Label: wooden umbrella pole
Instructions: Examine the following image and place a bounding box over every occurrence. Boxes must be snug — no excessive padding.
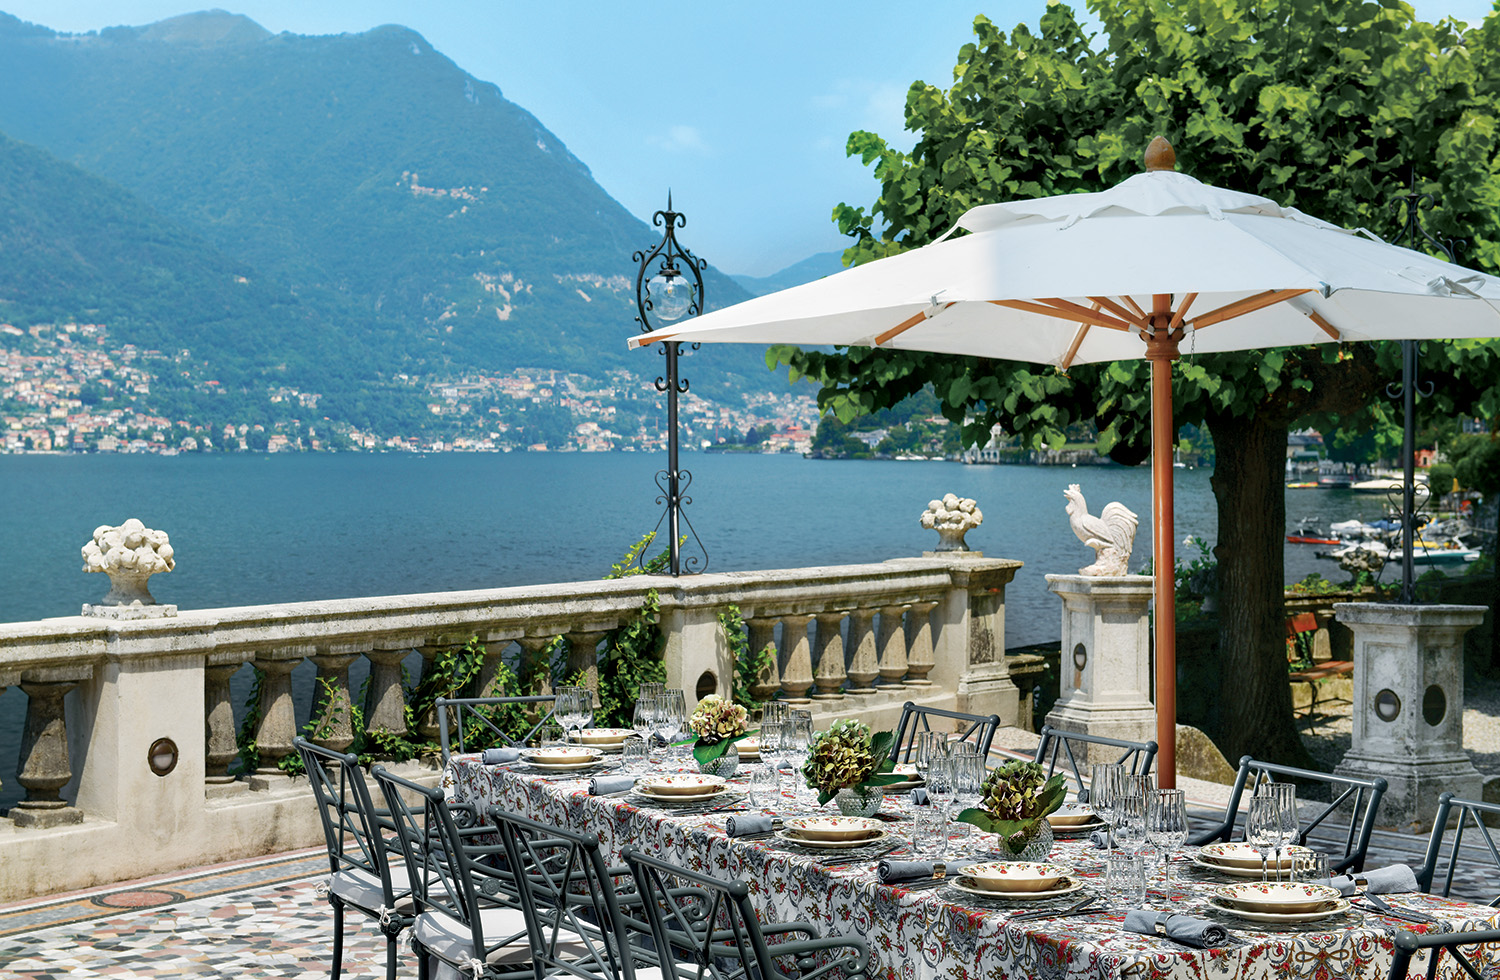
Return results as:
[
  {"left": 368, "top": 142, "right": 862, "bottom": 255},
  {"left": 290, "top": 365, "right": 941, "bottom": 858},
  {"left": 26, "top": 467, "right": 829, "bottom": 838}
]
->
[{"left": 1146, "top": 293, "right": 1180, "bottom": 789}]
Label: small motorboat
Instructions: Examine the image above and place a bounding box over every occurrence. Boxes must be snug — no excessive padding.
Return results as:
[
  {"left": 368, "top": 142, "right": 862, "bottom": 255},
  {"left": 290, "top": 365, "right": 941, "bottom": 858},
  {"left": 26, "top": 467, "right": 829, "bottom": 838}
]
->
[{"left": 1286, "top": 517, "right": 1339, "bottom": 545}]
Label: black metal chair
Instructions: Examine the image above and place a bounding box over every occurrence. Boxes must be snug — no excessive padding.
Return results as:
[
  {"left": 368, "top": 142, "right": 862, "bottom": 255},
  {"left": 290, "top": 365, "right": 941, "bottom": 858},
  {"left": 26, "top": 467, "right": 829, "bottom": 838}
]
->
[
  {"left": 295, "top": 736, "right": 412, "bottom": 980},
  {"left": 436, "top": 695, "right": 559, "bottom": 763},
  {"left": 372, "top": 766, "right": 536, "bottom": 980},
  {"left": 1388, "top": 926, "right": 1500, "bottom": 980},
  {"left": 489, "top": 808, "right": 657, "bottom": 980},
  {"left": 888, "top": 702, "right": 1000, "bottom": 763},
  {"left": 621, "top": 845, "right": 869, "bottom": 980},
  {"left": 1032, "top": 726, "right": 1158, "bottom": 800},
  {"left": 1416, "top": 793, "right": 1500, "bottom": 905},
  {"left": 1186, "top": 755, "right": 1387, "bottom": 874}
]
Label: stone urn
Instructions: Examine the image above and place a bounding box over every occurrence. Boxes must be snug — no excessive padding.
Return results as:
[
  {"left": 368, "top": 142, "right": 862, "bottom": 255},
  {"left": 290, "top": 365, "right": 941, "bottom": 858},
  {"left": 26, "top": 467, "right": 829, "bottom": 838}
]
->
[
  {"left": 920, "top": 493, "right": 983, "bottom": 552},
  {"left": 81, "top": 518, "right": 175, "bottom": 607}
]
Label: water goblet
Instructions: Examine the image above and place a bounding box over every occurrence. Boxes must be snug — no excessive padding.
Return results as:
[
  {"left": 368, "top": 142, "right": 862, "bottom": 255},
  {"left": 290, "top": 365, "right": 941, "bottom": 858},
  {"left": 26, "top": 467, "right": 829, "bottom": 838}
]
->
[
  {"left": 1113, "top": 792, "right": 1147, "bottom": 858},
  {"left": 914, "top": 731, "right": 947, "bottom": 781},
  {"left": 748, "top": 765, "right": 779, "bottom": 808},
  {"left": 948, "top": 754, "right": 986, "bottom": 853},
  {"left": 621, "top": 734, "right": 649, "bottom": 774},
  {"left": 1246, "top": 796, "right": 1280, "bottom": 884},
  {"left": 785, "top": 711, "right": 814, "bottom": 804},
  {"left": 1105, "top": 851, "right": 1146, "bottom": 906},
  {"left": 759, "top": 719, "right": 784, "bottom": 797},
  {"left": 1145, "top": 789, "right": 1188, "bottom": 888},
  {"left": 1255, "top": 782, "right": 1299, "bottom": 883},
  {"left": 1089, "top": 763, "right": 1124, "bottom": 848}
]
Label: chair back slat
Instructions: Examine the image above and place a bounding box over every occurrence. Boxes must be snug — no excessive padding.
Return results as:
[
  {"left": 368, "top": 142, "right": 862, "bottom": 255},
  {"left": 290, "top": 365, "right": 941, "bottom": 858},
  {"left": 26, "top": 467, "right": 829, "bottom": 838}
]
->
[
  {"left": 295, "top": 737, "right": 391, "bottom": 888},
  {"left": 1033, "top": 727, "right": 1158, "bottom": 798},
  {"left": 1417, "top": 793, "right": 1500, "bottom": 904},
  {"left": 1389, "top": 926, "right": 1500, "bottom": 980},
  {"left": 889, "top": 702, "right": 1000, "bottom": 763},
  {"left": 436, "top": 695, "right": 559, "bottom": 762}
]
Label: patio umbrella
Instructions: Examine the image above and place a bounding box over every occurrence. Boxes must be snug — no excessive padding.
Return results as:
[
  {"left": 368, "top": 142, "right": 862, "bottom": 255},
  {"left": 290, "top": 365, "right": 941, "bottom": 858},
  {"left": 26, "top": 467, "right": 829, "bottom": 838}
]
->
[{"left": 627, "top": 138, "right": 1500, "bottom": 786}]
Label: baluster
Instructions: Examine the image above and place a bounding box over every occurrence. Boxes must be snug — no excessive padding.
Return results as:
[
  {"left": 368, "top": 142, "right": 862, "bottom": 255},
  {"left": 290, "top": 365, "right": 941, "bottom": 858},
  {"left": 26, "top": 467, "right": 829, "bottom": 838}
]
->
[
  {"left": 777, "top": 614, "right": 814, "bottom": 703},
  {"left": 845, "top": 607, "right": 879, "bottom": 693},
  {"left": 364, "top": 641, "right": 412, "bottom": 739},
  {"left": 812, "top": 611, "right": 848, "bottom": 700},
  {"left": 251, "top": 652, "right": 301, "bottom": 782},
  {"left": 413, "top": 645, "right": 443, "bottom": 742},
  {"left": 745, "top": 616, "right": 780, "bottom": 703},
  {"left": 477, "top": 628, "right": 523, "bottom": 697},
  {"left": 877, "top": 605, "right": 910, "bottom": 686},
  {"left": 12, "top": 676, "right": 85, "bottom": 827},
  {"left": 904, "top": 601, "right": 939, "bottom": 686},
  {"left": 308, "top": 646, "right": 359, "bottom": 753},
  {"left": 204, "top": 660, "right": 243, "bottom": 784},
  {"left": 515, "top": 634, "right": 558, "bottom": 696},
  {"left": 565, "top": 627, "right": 610, "bottom": 698}
]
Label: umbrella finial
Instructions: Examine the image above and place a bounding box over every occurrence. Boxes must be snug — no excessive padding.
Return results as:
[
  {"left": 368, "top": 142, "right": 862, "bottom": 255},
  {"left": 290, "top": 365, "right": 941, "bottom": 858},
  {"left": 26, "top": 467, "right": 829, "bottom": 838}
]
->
[{"left": 1145, "top": 137, "right": 1176, "bottom": 172}]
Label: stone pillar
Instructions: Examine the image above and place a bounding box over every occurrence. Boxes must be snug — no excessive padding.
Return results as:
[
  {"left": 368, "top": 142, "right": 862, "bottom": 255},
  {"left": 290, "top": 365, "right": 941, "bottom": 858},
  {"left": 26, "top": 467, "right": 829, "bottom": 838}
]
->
[
  {"left": 937, "top": 558, "right": 1024, "bottom": 724},
  {"left": 903, "top": 601, "right": 939, "bottom": 686},
  {"left": 659, "top": 604, "right": 730, "bottom": 706},
  {"left": 515, "top": 634, "right": 560, "bottom": 696},
  {"left": 812, "top": 611, "right": 847, "bottom": 700},
  {"left": 364, "top": 643, "right": 411, "bottom": 738},
  {"left": 1333, "top": 603, "right": 1488, "bottom": 832},
  {"left": 477, "top": 628, "right": 524, "bottom": 696},
  {"left": 12, "top": 675, "right": 87, "bottom": 827},
  {"left": 566, "top": 627, "right": 611, "bottom": 696},
  {"left": 744, "top": 616, "right": 780, "bottom": 703},
  {"left": 308, "top": 648, "right": 359, "bottom": 753},
  {"left": 250, "top": 652, "right": 301, "bottom": 786},
  {"left": 204, "top": 660, "right": 244, "bottom": 786},
  {"left": 777, "top": 614, "right": 815, "bottom": 703},
  {"left": 1043, "top": 575, "right": 1156, "bottom": 759},
  {"left": 845, "top": 608, "right": 879, "bottom": 693},
  {"left": 877, "top": 605, "right": 909, "bottom": 686}
]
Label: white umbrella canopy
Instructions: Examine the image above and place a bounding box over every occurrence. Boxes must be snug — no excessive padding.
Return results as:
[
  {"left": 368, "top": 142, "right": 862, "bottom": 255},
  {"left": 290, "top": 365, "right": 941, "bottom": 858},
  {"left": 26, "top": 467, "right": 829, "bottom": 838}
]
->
[{"left": 629, "top": 140, "right": 1500, "bottom": 786}]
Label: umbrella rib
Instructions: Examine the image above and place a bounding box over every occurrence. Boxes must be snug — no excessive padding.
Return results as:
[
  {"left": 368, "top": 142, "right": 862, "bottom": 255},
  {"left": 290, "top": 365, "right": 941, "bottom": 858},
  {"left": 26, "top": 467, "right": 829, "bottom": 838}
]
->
[
  {"left": 874, "top": 303, "right": 954, "bottom": 346},
  {"left": 1169, "top": 293, "right": 1198, "bottom": 332},
  {"left": 1190, "top": 289, "right": 1311, "bottom": 329},
  {"left": 1120, "top": 296, "right": 1149, "bottom": 320},
  {"left": 1305, "top": 311, "right": 1341, "bottom": 340},
  {"left": 990, "top": 299, "right": 1133, "bottom": 332},
  {"left": 1059, "top": 303, "right": 1100, "bottom": 371},
  {"left": 1086, "top": 296, "right": 1151, "bottom": 330}
]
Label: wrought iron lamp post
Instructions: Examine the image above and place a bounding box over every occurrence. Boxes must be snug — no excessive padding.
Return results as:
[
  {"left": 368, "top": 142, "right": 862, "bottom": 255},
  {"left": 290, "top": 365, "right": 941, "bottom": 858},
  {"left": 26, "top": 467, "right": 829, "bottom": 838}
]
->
[
  {"left": 633, "top": 193, "right": 706, "bottom": 576},
  {"left": 1390, "top": 175, "right": 1461, "bottom": 603}
]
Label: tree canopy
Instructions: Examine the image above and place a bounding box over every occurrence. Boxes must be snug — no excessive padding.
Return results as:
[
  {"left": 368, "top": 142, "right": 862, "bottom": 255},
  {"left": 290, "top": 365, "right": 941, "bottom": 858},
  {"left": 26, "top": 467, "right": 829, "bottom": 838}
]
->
[{"left": 775, "top": 0, "right": 1500, "bottom": 765}]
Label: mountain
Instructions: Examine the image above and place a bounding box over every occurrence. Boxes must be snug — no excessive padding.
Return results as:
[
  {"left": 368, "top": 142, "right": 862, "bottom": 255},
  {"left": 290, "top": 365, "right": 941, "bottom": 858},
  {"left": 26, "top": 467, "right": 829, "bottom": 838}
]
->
[
  {"left": 0, "top": 10, "right": 766, "bottom": 400},
  {"left": 731, "top": 252, "right": 846, "bottom": 297}
]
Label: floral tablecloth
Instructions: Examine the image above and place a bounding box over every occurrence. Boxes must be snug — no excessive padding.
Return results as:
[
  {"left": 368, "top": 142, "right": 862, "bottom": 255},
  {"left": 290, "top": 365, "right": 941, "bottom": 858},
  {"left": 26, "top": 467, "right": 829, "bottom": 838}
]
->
[{"left": 443, "top": 756, "right": 1500, "bottom": 980}]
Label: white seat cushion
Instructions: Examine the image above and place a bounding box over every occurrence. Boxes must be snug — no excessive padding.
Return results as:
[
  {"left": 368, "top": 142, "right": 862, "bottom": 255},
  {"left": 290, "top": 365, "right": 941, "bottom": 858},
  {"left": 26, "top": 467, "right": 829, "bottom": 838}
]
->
[
  {"left": 414, "top": 905, "right": 535, "bottom": 967},
  {"left": 330, "top": 865, "right": 417, "bottom": 915}
]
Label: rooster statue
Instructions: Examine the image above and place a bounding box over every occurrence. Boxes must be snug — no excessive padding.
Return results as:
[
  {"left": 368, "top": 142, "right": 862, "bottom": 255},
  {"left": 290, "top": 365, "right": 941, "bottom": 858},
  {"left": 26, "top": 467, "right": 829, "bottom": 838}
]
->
[{"left": 1064, "top": 484, "right": 1139, "bottom": 576}]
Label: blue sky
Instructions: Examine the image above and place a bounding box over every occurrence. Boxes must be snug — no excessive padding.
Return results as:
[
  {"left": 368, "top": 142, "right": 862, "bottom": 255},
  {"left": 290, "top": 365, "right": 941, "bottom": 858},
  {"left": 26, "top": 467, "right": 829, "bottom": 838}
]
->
[{"left": 2, "top": 1, "right": 1494, "bottom": 276}]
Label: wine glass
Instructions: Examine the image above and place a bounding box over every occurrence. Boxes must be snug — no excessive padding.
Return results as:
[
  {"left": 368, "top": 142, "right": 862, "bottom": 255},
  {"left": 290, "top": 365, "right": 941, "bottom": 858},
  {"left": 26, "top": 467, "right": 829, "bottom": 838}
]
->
[
  {"left": 648, "top": 696, "right": 673, "bottom": 763},
  {"left": 1246, "top": 796, "right": 1280, "bottom": 884},
  {"left": 924, "top": 756, "right": 955, "bottom": 858},
  {"left": 785, "top": 711, "right": 814, "bottom": 804},
  {"left": 575, "top": 687, "right": 594, "bottom": 732},
  {"left": 663, "top": 690, "right": 688, "bottom": 761},
  {"left": 759, "top": 719, "right": 784, "bottom": 798},
  {"left": 1088, "top": 763, "right": 1124, "bottom": 847},
  {"left": 1146, "top": 788, "right": 1188, "bottom": 887},
  {"left": 1256, "top": 783, "right": 1298, "bottom": 883},
  {"left": 1113, "top": 791, "right": 1147, "bottom": 858},
  {"left": 631, "top": 696, "right": 654, "bottom": 746},
  {"left": 949, "top": 753, "right": 986, "bottom": 854}
]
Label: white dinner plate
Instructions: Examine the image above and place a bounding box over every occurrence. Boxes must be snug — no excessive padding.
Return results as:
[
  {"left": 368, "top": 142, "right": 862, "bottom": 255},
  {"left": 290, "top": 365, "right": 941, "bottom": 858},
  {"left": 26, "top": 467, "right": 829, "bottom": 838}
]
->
[
  {"left": 951, "top": 876, "right": 1086, "bottom": 901},
  {"left": 631, "top": 784, "right": 734, "bottom": 804},
  {"left": 773, "top": 828, "right": 890, "bottom": 850},
  {"left": 524, "top": 758, "right": 610, "bottom": 772},
  {"left": 1049, "top": 817, "right": 1107, "bottom": 836},
  {"left": 1205, "top": 896, "right": 1351, "bottom": 923},
  {"left": 1192, "top": 856, "right": 1305, "bottom": 879}
]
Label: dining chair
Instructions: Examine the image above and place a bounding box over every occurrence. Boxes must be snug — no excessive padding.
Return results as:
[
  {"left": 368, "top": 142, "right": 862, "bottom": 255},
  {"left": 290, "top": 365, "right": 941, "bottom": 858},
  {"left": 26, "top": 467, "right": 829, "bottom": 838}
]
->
[
  {"left": 620, "top": 845, "right": 870, "bottom": 980},
  {"left": 488, "top": 807, "right": 658, "bottom": 980},
  {"left": 372, "top": 765, "right": 537, "bottom": 980},
  {"left": 1186, "top": 755, "right": 1387, "bottom": 874},
  {"left": 1388, "top": 926, "right": 1500, "bottom": 980},
  {"left": 1415, "top": 792, "right": 1500, "bottom": 905},
  {"left": 1032, "top": 726, "right": 1158, "bottom": 800},
  {"left": 436, "top": 695, "right": 560, "bottom": 763},
  {"left": 295, "top": 736, "right": 413, "bottom": 980},
  {"left": 889, "top": 703, "right": 1000, "bottom": 764}
]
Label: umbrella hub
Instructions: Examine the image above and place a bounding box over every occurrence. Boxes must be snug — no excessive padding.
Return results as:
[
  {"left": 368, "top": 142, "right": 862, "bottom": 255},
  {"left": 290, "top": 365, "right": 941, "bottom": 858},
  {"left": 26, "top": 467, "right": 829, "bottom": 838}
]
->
[{"left": 1145, "top": 136, "right": 1176, "bottom": 173}]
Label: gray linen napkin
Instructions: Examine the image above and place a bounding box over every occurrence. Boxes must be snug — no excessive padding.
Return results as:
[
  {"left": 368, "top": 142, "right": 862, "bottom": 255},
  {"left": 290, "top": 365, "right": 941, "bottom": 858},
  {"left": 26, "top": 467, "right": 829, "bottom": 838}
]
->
[
  {"left": 909, "top": 788, "right": 930, "bottom": 806},
  {"left": 878, "top": 860, "right": 938, "bottom": 884},
  {"left": 1088, "top": 830, "right": 1109, "bottom": 849},
  {"left": 726, "top": 814, "right": 774, "bottom": 837},
  {"left": 1331, "top": 864, "right": 1419, "bottom": 896},
  {"left": 1123, "top": 910, "right": 1228, "bottom": 948},
  {"left": 482, "top": 747, "right": 521, "bottom": 765},
  {"left": 589, "top": 774, "right": 635, "bottom": 795}
]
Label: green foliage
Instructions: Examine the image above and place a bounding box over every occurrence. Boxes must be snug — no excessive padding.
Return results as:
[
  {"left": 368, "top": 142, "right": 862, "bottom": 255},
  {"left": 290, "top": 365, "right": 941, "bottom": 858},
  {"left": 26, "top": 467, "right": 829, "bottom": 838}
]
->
[
  {"left": 800, "top": 720, "right": 903, "bottom": 805},
  {"left": 1286, "top": 573, "right": 1345, "bottom": 596},
  {"left": 1452, "top": 435, "right": 1500, "bottom": 494},
  {"left": 594, "top": 533, "right": 672, "bottom": 728},
  {"left": 956, "top": 761, "right": 1068, "bottom": 855},
  {"left": 232, "top": 666, "right": 266, "bottom": 777}
]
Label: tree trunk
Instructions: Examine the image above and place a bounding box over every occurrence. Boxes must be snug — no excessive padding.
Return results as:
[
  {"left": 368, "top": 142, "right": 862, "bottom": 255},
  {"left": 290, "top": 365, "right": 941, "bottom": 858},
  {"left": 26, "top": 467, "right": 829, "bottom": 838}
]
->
[{"left": 1205, "top": 411, "right": 1316, "bottom": 768}]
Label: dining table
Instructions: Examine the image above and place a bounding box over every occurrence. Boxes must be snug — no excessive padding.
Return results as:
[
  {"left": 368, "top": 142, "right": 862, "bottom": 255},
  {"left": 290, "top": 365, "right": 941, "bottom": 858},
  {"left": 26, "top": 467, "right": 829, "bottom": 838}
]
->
[{"left": 442, "top": 752, "right": 1500, "bottom": 980}]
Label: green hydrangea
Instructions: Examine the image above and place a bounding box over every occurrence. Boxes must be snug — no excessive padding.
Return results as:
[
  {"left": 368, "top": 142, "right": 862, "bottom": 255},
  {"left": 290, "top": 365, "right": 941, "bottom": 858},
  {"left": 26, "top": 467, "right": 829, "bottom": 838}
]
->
[
  {"left": 800, "top": 719, "right": 900, "bottom": 805},
  {"left": 957, "top": 760, "right": 1068, "bottom": 856}
]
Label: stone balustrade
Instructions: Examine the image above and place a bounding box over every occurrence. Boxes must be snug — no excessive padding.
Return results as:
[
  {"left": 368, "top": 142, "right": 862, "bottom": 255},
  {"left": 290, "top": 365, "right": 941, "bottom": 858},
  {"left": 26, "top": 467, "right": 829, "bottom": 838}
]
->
[{"left": 0, "top": 554, "right": 1020, "bottom": 901}]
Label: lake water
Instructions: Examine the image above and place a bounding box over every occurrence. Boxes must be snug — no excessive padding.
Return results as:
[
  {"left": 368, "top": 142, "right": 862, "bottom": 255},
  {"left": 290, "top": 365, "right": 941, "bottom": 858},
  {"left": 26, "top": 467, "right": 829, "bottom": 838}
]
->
[{"left": 0, "top": 451, "right": 1398, "bottom": 809}]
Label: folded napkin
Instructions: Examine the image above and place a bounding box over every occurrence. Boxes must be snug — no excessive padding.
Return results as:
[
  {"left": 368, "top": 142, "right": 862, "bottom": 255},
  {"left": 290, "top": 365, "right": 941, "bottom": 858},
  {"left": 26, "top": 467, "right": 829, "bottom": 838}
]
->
[
  {"left": 1331, "top": 864, "right": 1419, "bottom": 896},
  {"left": 726, "top": 814, "right": 775, "bottom": 837},
  {"left": 589, "top": 774, "right": 635, "bottom": 796},
  {"left": 1077, "top": 788, "right": 1090, "bottom": 804},
  {"left": 909, "top": 788, "right": 930, "bottom": 806},
  {"left": 878, "top": 860, "right": 939, "bottom": 884},
  {"left": 1088, "top": 830, "right": 1110, "bottom": 849},
  {"left": 1123, "top": 910, "right": 1229, "bottom": 949},
  {"left": 482, "top": 747, "right": 521, "bottom": 765}
]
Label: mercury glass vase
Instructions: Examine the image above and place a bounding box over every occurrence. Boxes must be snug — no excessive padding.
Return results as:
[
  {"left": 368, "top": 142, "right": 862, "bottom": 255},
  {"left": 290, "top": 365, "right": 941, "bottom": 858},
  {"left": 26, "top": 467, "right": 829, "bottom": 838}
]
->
[
  {"left": 698, "top": 742, "right": 739, "bottom": 778},
  {"left": 835, "top": 786, "right": 882, "bottom": 817}
]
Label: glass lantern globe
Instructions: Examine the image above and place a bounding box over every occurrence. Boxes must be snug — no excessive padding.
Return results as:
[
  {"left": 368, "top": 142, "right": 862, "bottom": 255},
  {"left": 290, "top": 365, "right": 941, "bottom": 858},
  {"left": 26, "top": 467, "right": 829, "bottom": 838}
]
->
[{"left": 648, "top": 273, "right": 694, "bottom": 322}]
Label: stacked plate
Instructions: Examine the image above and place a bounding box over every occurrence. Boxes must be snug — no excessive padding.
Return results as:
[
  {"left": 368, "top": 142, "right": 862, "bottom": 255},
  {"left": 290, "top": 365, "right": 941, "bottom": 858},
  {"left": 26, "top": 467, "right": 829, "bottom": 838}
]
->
[
  {"left": 1207, "top": 882, "right": 1349, "bottom": 922},
  {"left": 632, "top": 774, "right": 732, "bottom": 804},
  {"left": 574, "top": 728, "right": 634, "bottom": 752},
  {"left": 737, "top": 737, "right": 760, "bottom": 762},
  {"left": 519, "top": 746, "right": 606, "bottom": 771},
  {"left": 951, "top": 861, "right": 1083, "bottom": 900},
  {"left": 1194, "top": 843, "right": 1313, "bottom": 878},
  {"left": 1045, "top": 804, "right": 1104, "bottom": 836},
  {"left": 774, "top": 816, "right": 889, "bottom": 850},
  {"left": 882, "top": 764, "right": 924, "bottom": 793}
]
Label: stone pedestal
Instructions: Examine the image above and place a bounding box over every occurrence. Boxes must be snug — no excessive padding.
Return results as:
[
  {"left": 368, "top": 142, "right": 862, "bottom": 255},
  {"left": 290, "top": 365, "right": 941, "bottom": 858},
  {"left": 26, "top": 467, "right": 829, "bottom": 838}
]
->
[
  {"left": 1333, "top": 603, "right": 1487, "bottom": 832},
  {"left": 1043, "top": 575, "right": 1156, "bottom": 759}
]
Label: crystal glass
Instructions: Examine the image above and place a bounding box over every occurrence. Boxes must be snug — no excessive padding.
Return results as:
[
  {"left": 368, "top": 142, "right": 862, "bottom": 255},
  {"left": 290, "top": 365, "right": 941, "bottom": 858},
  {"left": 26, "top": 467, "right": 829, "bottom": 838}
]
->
[
  {"left": 1246, "top": 796, "right": 1281, "bottom": 883},
  {"left": 758, "top": 720, "right": 784, "bottom": 797},
  {"left": 748, "top": 765, "right": 779, "bottom": 808},
  {"left": 1089, "top": 763, "right": 1124, "bottom": 848},
  {"left": 631, "top": 697, "right": 654, "bottom": 749},
  {"left": 1255, "top": 782, "right": 1299, "bottom": 884},
  {"left": 648, "top": 696, "right": 673, "bottom": 762},
  {"left": 576, "top": 687, "right": 594, "bottom": 731},
  {"left": 926, "top": 756, "right": 956, "bottom": 845},
  {"left": 948, "top": 753, "right": 986, "bottom": 852},
  {"left": 1105, "top": 851, "right": 1147, "bottom": 906},
  {"left": 914, "top": 731, "right": 947, "bottom": 781},
  {"left": 1294, "top": 850, "right": 1330, "bottom": 885},
  {"left": 785, "top": 711, "right": 814, "bottom": 804},
  {"left": 911, "top": 803, "right": 948, "bottom": 860},
  {"left": 1113, "top": 792, "right": 1147, "bottom": 856},
  {"left": 621, "top": 734, "right": 649, "bottom": 773},
  {"left": 638, "top": 682, "right": 665, "bottom": 699},
  {"left": 663, "top": 690, "right": 688, "bottom": 761},
  {"left": 1145, "top": 789, "right": 1188, "bottom": 887}
]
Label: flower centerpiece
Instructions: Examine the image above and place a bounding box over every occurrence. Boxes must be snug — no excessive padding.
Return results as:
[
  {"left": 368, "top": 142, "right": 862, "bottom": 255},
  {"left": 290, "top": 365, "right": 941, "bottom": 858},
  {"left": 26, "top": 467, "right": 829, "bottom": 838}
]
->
[
  {"left": 800, "top": 719, "right": 905, "bottom": 815},
  {"left": 688, "top": 695, "right": 752, "bottom": 776},
  {"left": 956, "top": 760, "right": 1068, "bottom": 858}
]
